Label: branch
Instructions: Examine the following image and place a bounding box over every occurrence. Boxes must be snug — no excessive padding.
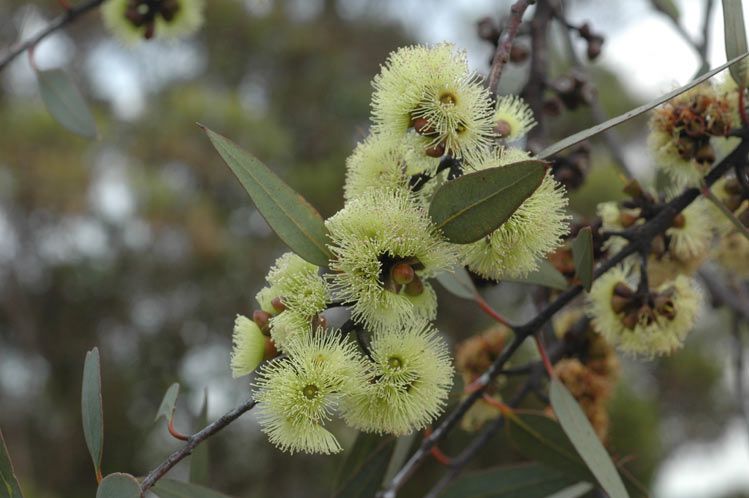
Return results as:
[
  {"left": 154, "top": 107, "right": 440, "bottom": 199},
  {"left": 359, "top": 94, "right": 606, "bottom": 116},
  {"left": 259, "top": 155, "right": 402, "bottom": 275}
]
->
[
  {"left": 0, "top": 0, "right": 106, "bottom": 73},
  {"left": 378, "top": 139, "right": 749, "bottom": 497},
  {"left": 698, "top": 267, "right": 749, "bottom": 323},
  {"left": 487, "top": 0, "right": 533, "bottom": 96},
  {"left": 140, "top": 397, "right": 258, "bottom": 492}
]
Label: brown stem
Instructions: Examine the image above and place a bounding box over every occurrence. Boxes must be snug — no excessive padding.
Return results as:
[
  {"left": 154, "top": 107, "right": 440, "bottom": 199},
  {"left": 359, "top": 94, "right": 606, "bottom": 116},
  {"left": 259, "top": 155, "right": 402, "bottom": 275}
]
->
[
  {"left": 487, "top": 0, "right": 533, "bottom": 96},
  {"left": 0, "top": 0, "right": 106, "bottom": 73}
]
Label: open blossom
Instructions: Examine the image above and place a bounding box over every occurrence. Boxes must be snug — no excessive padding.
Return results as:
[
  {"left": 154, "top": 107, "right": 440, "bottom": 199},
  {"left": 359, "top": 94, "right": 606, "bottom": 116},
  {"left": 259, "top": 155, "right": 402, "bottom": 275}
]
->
[
  {"left": 493, "top": 95, "right": 536, "bottom": 141},
  {"left": 102, "top": 0, "right": 205, "bottom": 43},
  {"left": 460, "top": 148, "right": 570, "bottom": 280},
  {"left": 371, "top": 43, "right": 495, "bottom": 162},
  {"left": 325, "top": 188, "right": 456, "bottom": 332},
  {"left": 341, "top": 322, "right": 453, "bottom": 435},
  {"left": 230, "top": 315, "right": 267, "bottom": 377}
]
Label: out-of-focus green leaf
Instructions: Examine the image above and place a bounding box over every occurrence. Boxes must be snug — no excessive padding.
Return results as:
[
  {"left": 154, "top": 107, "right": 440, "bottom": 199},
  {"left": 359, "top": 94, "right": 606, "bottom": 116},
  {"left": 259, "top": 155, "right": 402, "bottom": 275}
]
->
[
  {"left": 651, "top": 0, "right": 680, "bottom": 21},
  {"left": 546, "top": 482, "right": 595, "bottom": 498},
  {"left": 505, "top": 412, "right": 591, "bottom": 480},
  {"left": 154, "top": 383, "right": 180, "bottom": 423},
  {"left": 95, "top": 473, "right": 141, "bottom": 498},
  {"left": 723, "top": 0, "right": 749, "bottom": 86},
  {"left": 190, "top": 390, "right": 209, "bottom": 485},
  {"left": 429, "top": 161, "right": 547, "bottom": 244},
  {"left": 331, "top": 432, "right": 396, "bottom": 498},
  {"left": 550, "top": 380, "right": 628, "bottom": 498},
  {"left": 36, "top": 68, "right": 97, "bottom": 138},
  {"left": 152, "top": 479, "right": 230, "bottom": 498},
  {"left": 572, "top": 227, "right": 594, "bottom": 292},
  {"left": 382, "top": 433, "right": 416, "bottom": 484},
  {"left": 0, "top": 427, "right": 24, "bottom": 498},
  {"left": 503, "top": 260, "right": 568, "bottom": 290},
  {"left": 203, "top": 127, "right": 331, "bottom": 267},
  {"left": 702, "top": 183, "right": 749, "bottom": 240},
  {"left": 82, "top": 347, "right": 104, "bottom": 481},
  {"left": 435, "top": 265, "right": 477, "bottom": 300},
  {"left": 538, "top": 52, "right": 749, "bottom": 159},
  {"left": 439, "top": 463, "right": 584, "bottom": 498}
]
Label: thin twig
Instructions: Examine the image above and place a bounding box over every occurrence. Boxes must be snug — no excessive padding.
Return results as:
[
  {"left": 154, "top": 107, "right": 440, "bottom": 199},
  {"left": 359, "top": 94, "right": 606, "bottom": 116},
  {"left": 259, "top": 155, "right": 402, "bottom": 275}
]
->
[
  {"left": 0, "top": 0, "right": 106, "bottom": 73},
  {"left": 698, "top": 267, "right": 749, "bottom": 322},
  {"left": 487, "top": 0, "right": 533, "bottom": 96},
  {"left": 140, "top": 397, "right": 258, "bottom": 492},
  {"left": 731, "top": 313, "right": 749, "bottom": 435},
  {"left": 378, "top": 139, "right": 749, "bottom": 498}
]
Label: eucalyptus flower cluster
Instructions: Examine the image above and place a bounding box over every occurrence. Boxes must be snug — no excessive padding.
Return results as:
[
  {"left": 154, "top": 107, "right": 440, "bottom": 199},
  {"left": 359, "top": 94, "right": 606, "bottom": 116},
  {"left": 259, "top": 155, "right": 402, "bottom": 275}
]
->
[{"left": 226, "top": 43, "right": 576, "bottom": 455}]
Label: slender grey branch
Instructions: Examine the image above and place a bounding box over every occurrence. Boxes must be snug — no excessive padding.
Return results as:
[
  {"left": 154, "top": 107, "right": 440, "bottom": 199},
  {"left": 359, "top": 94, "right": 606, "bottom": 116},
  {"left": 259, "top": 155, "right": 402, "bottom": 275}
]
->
[
  {"left": 0, "top": 0, "right": 106, "bottom": 73},
  {"left": 140, "top": 397, "right": 258, "bottom": 492},
  {"left": 379, "top": 139, "right": 749, "bottom": 498},
  {"left": 698, "top": 267, "right": 749, "bottom": 322},
  {"left": 487, "top": 0, "right": 533, "bottom": 96}
]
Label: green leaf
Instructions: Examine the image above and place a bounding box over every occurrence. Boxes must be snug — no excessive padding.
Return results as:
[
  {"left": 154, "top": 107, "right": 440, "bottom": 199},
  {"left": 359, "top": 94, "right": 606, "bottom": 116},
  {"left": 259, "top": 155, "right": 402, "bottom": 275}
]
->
[
  {"left": 723, "top": 0, "right": 749, "bottom": 86},
  {"left": 0, "top": 427, "right": 23, "bottom": 498},
  {"left": 435, "top": 265, "right": 477, "bottom": 300},
  {"left": 155, "top": 383, "right": 180, "bottom": 423},
  {"left": 652, "top": 0, "right": 680, "bottom": 21},
  {"left": 505, "top": 412, "right": 591, "bottom": 480},
  {"left": 439, "top": 463, "right": 585, "bottom": 498},
  {"left": 572, "top": 227, "right": 594, "bottom": 292},
  {"left": 96, "top": 473, "right": 142, "bottom": 498},
  {"left": 152, "top": 479, "right": 231, "bottom": 498},
  {"left": 203, "top": 127, "right": 331, "bottom": 267},
  {"left": 502, "top": 260, "right": 568, "bottom": 290},
  {"left": 189, "top": 390, "right": 209, "bottom": 485},
  {"left": 36, "top": 68, "right": 97, "bottom": 139},
  {"left": 550, "top": 380, "right": 629, "bottom": 498},
  {"left": 382, "top": 433, "right": 416, "bottom": 484},
  {"left": 82, "top": 347, "right": 104, "bottom": 481},
  {"left": 538, "top": 52, "right": 749, "bottom": 159},
  {"left": 429, "top": 160, "right": 547, "bottom": 244},
  {"left": 331, "top": 432, "right": 396, "bottom": 498},
  {"left": 546, "top": 482, "right": 595, "bottom": 498}
]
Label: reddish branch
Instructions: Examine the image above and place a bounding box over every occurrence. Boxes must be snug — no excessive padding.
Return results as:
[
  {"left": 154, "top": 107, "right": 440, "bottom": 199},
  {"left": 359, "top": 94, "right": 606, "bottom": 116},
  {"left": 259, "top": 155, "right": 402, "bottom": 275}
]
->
[
  {"left": 0, "top": 0, "right": 106, "bottom": 73},
  {"left": 487, "top": 0, "right": 533, "bottom": 96}
]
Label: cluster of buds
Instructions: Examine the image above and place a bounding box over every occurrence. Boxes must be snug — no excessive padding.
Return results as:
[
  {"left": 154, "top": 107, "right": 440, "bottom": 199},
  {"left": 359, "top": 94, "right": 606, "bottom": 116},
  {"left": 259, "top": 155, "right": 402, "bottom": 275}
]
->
[
  {"left": 124, "top": 0, "right": 181, "bottom": 39},
  {"left": 553, "top": 357, "right": 615, "bottom": 440},
  {"left": 576, "top": 22, "right": 605, "bottom": 61},
  {"left": 381, "top": 257, "right": 426, "bottom": 297},
  {"left": 551, "top": 142, "right": 591, "bottom": 191},
  {"left": 411, "top": 116, "right": 448, "bottom": 158},
  {"left": 544, "top": 71, "right": 596, "bottom": 115},
  {"left": 608, "top": 281, "right": 676, "bottom": 330},
  {"left": 476, "top": 17, "right": 529, "bottom": 64}
]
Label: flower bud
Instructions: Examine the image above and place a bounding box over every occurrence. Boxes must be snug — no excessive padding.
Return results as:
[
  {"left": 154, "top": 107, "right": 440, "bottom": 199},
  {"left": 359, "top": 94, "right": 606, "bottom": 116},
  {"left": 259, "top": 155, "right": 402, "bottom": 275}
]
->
[
  {"left": 253, "top": 310, "right": 272, "bottom": 335},
  {"left": 391, "top": 262, "right": 416, "bottom": 285},
  {"left": 271, "top": 296, "right": 286, "bottom": 313}
]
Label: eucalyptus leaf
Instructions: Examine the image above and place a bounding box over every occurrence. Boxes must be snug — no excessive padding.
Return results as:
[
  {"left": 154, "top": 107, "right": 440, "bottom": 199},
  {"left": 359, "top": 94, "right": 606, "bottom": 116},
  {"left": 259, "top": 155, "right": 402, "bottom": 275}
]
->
[
  {"left": 36, "top": 68, "right": 97, "bottom": 138},
  {"left": 331, "top": 433, "right": 396, "bottom": 498},
  {"left": 723, "top": 0, "right": 749, "bottom": 86},
  {"left": 0, "top": 427, "right": 24, "bottom": 498},
  {"left": 502, "top": 260, "right": 568, "bottom": 290},
  {"left": 82, "top": 347, "right": 104, "bottom": 481},
  {"left": 505, "top": 412, "right": 591, "bottom": 480},
  {"left": 154, "top": 383, "right": 180, "bottom": 423},
  {"left": 571, "top": 227, "right": 594, "bottom": 292},
  {"left": 538, "top": 52, "right": 749, "bottom": 159},
  {"left": 429, "top": 160, "right": 547, "bottom": 244},
  {"left": 152, "top": 479, "right": 230, "bottom": 498},
  {"left": 96, "top": 473, "right": 142, "bottom": 498},
  {"left": 439, "top": 463, "right": 583, "bottom": 498},
  {"left": 550, "top": 380, "right": 629, "bottom": 498},
  {"left": 203, "top": 127, "right": 331, "bottom": 267},
  {"left": 435, "top": 265, "right": 477, "bottom": 300}
]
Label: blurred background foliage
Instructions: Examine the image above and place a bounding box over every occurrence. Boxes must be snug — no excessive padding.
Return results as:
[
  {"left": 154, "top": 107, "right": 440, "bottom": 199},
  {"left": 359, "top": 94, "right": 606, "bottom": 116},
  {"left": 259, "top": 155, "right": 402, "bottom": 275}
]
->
[{"left": 0, "top": 1, "right": 746, "bottom": 497}]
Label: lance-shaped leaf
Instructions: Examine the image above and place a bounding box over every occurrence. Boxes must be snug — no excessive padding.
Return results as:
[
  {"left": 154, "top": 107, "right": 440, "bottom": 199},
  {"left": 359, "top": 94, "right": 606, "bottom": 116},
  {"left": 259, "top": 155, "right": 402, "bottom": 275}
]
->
[
  {"left": 96, "top": 473, "right": 142, "bottom": 498},
  {"left": 435, "top": 265, "right": 477, "bottom": 300},
  {"left": 429, "top": 160, "right": 547, "bottom": 244},
  {"left": 36, "top": 68, "right": 97, "bottom": 139},
  {"left": 538, "top": 52, "right": 749, "bottom": 159},
  {"left": 505, "top": 412, "right": 591, "bottom": 480},
  {"left": 550, "top": 380, "right": 629, "bottom": 498},
  {"left": 189, "top": 390, "right": 210, "bottom": 485},
  {"left": 152, "top": 479, "right": 231, "bottom": 498},
  {"left": 82, "top": 347, "right": 104, "bottom": 482},
  {"left": 702, "top": 183, "right": 749, "bottom": 241},
  {"left": 154, "top": 383, "right": 180, "bottom": 423},
  {"left": 503, "top": 259, "right": 568, "bottom": 290},
  {"left": 439, "top": 463, "right": 584, "bottom": 498},
  {"left": 723, "top": 0, "right": 749, "bottom": 86},
  {"left": 331, "top": 432, "right": 396, "bottom": 498},
  {"left": 203, "top": 127, "right": 331, "bottom": 267},
  {"left": 0, "top": 427, "right": 24, "bottom": 498},
  {"left": 572, "top": 227, "right": 594, "bottom": 292}
]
